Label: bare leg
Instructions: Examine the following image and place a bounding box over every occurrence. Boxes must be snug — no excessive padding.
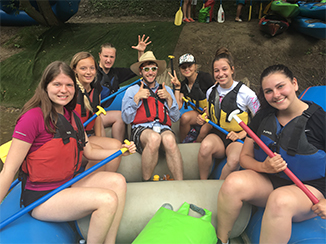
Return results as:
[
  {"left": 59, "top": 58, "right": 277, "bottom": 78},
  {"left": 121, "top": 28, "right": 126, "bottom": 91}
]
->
[
  {"left": 86, "top": 136, "right": 122, "bottom": 172},
  {"left": 101, "top": 110, "right": 126, "bottom": 142},
  {"left": 140, "top": 129, "right": 161, "bottom": 180},
  {"left": 179, "top": 110, "right": 199, "bottom": 142},
  {"left": 219, "top": 141, "right": 242, "bottom": 180},
  {"left": 161, "top": 130, "right": 183, "bottom": 180},
  {"left": 260, "top": 185, "right": 323, "bottom": 243},
  {"left": 32, "top": 171, "right": 127, "bottom": 244},
  {"left": 183, "top": 0, "right": 190, "bottom": 19},
  {"left": 235, "top": 3, "right": 243, "bottom": 21},
  {"left": 198, "top": 133, "right": 225, "bottom": 179},
  {"left": 217, "top": 170, "right": 273, "bottom": 243},
  {"left": 196, "top": 122, "right": 212, "bottom": 142}
]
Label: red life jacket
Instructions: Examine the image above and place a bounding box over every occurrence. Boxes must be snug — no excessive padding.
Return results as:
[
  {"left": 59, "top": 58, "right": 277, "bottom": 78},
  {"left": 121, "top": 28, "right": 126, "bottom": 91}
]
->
[
  {"left": 21, "top": 111, "right": 85, "bottom": 183},
  {"left": 75, "top": 87, "right": 100, "bottom": 133},
  {"left": 132, "top": 84, "right": 172, "bottom": 127}
]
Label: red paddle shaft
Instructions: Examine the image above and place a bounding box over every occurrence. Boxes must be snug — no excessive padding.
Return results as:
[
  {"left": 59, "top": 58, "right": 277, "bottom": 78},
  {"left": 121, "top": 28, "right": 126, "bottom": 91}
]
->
[{"left": 232, "top": 114, "right": 319, "bottom": 204}]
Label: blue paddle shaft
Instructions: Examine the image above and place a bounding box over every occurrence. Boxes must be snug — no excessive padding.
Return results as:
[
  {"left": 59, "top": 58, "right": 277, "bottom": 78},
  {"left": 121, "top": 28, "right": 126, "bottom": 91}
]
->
[
  {"left": 184, "top": 99, "right": 243, "bottom": 144},
  {"left": 0, "top": 149, "right": 123, "bottom": 230}
]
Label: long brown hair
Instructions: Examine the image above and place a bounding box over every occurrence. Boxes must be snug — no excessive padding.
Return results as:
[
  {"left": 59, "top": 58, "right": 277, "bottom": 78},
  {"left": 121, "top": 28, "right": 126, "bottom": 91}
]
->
[{"left": 18, "top": 61, "right": 77, "bottom": 133}]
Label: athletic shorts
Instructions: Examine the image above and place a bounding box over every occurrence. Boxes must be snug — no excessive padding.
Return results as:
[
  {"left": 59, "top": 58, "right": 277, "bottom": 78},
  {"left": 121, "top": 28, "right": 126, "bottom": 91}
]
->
[
  {"left": 267, "top": 174, "right": 326, "bottom": 198},
  {"left": 22, "top": 189, "right": 52, "bottom": 214},
  {"left": 209, "top": 127, "right": 240, "bottom": 148},
  {"left": 131, "top": 126, "right": 172, "bottom": 154},
  {"left": 236, "top": 0, "right": 246, "bottom": 5}
]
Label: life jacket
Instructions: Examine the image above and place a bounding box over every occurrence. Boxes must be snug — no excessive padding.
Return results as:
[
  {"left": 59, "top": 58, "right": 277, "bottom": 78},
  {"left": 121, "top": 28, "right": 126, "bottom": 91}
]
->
[
  {"left": 254, "top": 103, "right": 326, "bottom": 181},
  {"left": 183, "top": 81, "right": 207, "bottom": 113},
  {"left": 21, "top": 111, "right": 86, "bottom": 183},
  {"left": 75, "top": 87, "right": 100, "bottom": 133},
  {"left": 132, "top": 83, "right": 172, "bottom": 127},
  {"left": 207, "top": 82, "right": 248, "bottom": 132}
]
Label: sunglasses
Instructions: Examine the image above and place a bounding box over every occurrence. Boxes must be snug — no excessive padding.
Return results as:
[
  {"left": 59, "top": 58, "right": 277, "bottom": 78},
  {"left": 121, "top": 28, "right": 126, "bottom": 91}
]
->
[
  {"left": 142, "top": 66, "right": 158, "bottom": 72},
  {"left": 180, "top": 63, "right": 194, "bottom": 70}
]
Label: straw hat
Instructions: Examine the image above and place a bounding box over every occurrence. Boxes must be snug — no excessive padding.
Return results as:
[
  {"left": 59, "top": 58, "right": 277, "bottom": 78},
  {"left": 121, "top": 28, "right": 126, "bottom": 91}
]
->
[{"left": 130, "top": 51, "right": 166, "bottom": 76}]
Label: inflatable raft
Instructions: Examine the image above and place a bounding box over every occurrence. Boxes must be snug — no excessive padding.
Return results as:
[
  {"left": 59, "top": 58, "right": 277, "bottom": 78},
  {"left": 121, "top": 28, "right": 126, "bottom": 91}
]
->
[
  {"left": 298, "top": 1, "right": 326, "bottom": 21},
  {"left": 0, "top": 0, "right": 80, "bottom": 26},
  {"left": 292, "top": 15, "right": 326, "bottom": 39},
  {"left": 271, "top": 0, "right": 300, "bottom": 18},
  {"left": 259, "top": 14, "right": 289, "bottom": 37},
  {"left": 1, "top": 85, "right": 325, "bottom": 243}
]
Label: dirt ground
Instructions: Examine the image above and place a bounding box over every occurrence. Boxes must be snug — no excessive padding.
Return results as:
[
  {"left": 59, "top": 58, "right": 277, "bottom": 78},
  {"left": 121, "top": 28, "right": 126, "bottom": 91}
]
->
[{"left": 0, "top": 1, "right": 325, "bottom": 144}]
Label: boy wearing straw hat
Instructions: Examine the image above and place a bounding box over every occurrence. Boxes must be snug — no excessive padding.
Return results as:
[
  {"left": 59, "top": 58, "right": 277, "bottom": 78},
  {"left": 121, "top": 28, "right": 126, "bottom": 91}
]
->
[{"left": 122, "top": 51, "right": 183, "bottom": 181}]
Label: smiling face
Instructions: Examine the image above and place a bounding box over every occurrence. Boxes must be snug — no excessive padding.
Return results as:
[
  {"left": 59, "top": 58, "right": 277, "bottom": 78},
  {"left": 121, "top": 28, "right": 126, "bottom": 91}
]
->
[
  {"left": 213, "top": 58, "right": 234, "bottom": 88},
  {"left": 74, "top": 56, "right": 97, "bottom": 89},
  {"left": 179, "top": 63, "right": 196, "bottom": 79},
  {"left": 139, "top": 61, "right": 158, "bottom": 88},
  {"left": 261, "top": 72, "right": 298, "bottom": 111},
  {"left": 47, "top": 73, "right": 75, "bottom": 114},
  {"left": 99, "top": 47, "right": 116, "bottom": 72}
]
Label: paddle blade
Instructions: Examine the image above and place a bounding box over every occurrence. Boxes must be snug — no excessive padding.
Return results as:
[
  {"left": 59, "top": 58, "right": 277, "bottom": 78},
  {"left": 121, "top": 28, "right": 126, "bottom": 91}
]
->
[
  {"left": 0, "top": 141, "right": 12, "bottom": 163},
  {"left": 259, "top": 3, "right": 262, "bottom": 19},
  {"left": 248, "top": 6, "right": 252, "bottom": 21},
  {"left": 174, "top": 7, "right": 183, "bottom": 26}
]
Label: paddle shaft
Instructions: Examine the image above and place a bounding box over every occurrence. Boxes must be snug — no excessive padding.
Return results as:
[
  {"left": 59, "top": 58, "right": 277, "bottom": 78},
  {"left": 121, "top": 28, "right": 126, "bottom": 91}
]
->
[
  {"left": 101, "top": 78, "right": 141, "bottom": 107},
  {"left": 182, "top": 97, "right": 243, "bottom": 144},
  {"left": 0, "top": 146, "right": 129, "bottom": 230},
  {"left": 231, "top": 114, "right": 319, "bottom": 204}
]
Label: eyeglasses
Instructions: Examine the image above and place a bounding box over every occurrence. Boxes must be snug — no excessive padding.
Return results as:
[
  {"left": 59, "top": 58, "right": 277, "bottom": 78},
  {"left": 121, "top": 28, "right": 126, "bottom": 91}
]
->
[
  {"left": 142, "top": 66, "right": 158, "bottom": 72},
  {"left": 180, "top": 63, "right": 194, "bottom": 70}
]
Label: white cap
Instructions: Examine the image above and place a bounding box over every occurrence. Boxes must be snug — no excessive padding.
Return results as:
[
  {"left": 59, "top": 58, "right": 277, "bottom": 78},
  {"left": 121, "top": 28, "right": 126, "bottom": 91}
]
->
[{"left": 179, "top": 53, "right": 196, "bottom": 66}]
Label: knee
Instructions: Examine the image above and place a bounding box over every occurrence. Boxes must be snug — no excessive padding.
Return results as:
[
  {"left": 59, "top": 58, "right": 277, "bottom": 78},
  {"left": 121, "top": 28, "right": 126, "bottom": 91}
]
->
[
  {"left": 226, "top": 154, "right": 240, "bottom": 170},
  {"left": 146, "top": 133, "right": 162, "bottom": 150},
  {"left": 96, "top": 190, "right": 119, "bottom": 214},
  {"left": 180, "top": 113, "right": 190, "bottom": 125},
  {"left": 265, "top": 190, "right": 294, "bottom": 216},
  {"left": 199, "top": 140, "right": 214, "bottom": 157},
  {"left": 162, "top": 133, "right": 177, "bottom": 151},
  {"left": 220, "top": 172, "right": 246, "bottom": 196}
]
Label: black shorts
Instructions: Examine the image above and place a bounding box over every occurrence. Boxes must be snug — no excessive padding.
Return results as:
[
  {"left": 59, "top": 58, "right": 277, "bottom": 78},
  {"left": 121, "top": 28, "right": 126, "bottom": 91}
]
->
[
  {"left": 131, "top": 126, "right": 172, "bottom": 154},
  {"left": 267, "top": 174, "right": 326, "bottom": 198},
  {"left": 209, "top": 128, "right": 233, "bottom": 148},
  {"left": 22, "top": 189, "right": 52, "bottom": 214}
]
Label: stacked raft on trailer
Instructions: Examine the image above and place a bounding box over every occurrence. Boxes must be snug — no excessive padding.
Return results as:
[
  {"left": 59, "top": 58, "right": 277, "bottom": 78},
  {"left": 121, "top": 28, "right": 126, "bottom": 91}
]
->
[
  {"left": 0, "top": 0, "right": 80, "bottom": 26},
  {"left": 292, "top": 16, "right": 326, "bottom": 39},
  {"left": 244, "top": 85, "right": 326, "bottom": 243},
  {"left": 298, "top": 1, "right": 326, "bottom": 21}
]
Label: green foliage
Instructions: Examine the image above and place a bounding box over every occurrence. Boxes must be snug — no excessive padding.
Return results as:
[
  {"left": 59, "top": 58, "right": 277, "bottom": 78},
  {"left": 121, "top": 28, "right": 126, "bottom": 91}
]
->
[{"left": 0, "top": 22, "right": 183, "bottom": 107}]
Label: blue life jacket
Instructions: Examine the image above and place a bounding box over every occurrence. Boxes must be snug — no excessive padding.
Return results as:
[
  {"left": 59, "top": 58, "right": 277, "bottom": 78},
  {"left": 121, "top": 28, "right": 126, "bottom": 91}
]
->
[{"left": 254, "top": 103, "right": 326, "bottom": 181}]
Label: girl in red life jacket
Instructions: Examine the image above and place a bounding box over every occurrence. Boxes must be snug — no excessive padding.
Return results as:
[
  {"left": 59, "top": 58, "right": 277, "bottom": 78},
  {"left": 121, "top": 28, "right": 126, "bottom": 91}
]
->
[
  {"left": 0, "top": 61, "right": 136, "bottom": 244},
  {"left": 71, "top": 52, "right": 124, "bottom": 172}
]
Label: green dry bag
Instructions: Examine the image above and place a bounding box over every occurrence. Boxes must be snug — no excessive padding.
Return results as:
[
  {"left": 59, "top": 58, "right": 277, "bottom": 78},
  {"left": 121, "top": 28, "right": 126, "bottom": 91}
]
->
[
  {"left": 198, "top": 6, "right": 211, "bottom": 23},
  {"left": 132, "top": 202, "right": 218, "bottom": 244}
]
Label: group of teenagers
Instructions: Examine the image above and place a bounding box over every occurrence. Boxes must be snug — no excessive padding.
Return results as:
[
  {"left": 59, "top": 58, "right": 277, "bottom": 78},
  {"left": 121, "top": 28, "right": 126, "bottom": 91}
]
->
[{"left": 0, "top": 34, "right": 325, "bottom": 244}]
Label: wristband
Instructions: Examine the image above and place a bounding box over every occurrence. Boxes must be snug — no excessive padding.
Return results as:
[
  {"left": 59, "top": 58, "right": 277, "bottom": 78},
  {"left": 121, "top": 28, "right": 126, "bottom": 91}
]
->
[{"left": 175, "top": 89, "right": 180, "bottom": 91}]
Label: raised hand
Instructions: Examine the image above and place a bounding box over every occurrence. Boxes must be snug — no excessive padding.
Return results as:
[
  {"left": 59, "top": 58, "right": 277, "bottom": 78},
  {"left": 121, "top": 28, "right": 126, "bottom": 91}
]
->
[
  {"left": 134, "top": 82, "right": 150, "bottom": 105},
  {"left": 132, "top": 34, "right": 151, "bottom": 52},
  {"left": 157, "top": 82, "right": 171, "bottom": 100},
  {"left": 168, "top": 70, "right": 181, "bottom": 89}
]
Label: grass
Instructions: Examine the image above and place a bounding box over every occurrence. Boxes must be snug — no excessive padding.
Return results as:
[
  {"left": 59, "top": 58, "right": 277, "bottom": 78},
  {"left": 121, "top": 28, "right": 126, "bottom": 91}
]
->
[{"left": 0, "top": 21, "right": 183, "bottom": 108}]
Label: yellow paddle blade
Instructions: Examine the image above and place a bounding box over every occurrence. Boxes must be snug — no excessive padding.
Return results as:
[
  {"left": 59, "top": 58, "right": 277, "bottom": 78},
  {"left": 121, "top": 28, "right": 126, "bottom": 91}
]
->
[
  {"left": 264, "top": 1, "right": 272, "bottom": 15},
  {"left": 259, "top": 3, "right": 262, "bottom": 19},
  {"left": 248, "top": 6, "right": 252, "bottom": 21},
  {"left": 174, "top": 7, "right": 183, "bottom": 26},
  {"left": 0, "top": 140, "right": 12, "bottom": 163}
]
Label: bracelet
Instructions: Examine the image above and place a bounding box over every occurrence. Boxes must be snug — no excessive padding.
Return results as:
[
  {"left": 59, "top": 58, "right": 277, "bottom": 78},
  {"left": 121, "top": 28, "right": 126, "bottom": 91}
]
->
[{"left": 175, "top": 88, "right": 180, "bottom": 91}]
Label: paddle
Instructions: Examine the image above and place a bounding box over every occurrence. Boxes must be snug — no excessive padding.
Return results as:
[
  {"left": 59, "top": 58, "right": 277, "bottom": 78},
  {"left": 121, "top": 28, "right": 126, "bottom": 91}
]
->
[
  {"left": 182, "top": 97, "right": 243, "bottom": 143},
  {"left": 263, "top": 1, "right": 272, "bottom": 15},
  {"left": 0, "top": 140, "right": 132, "bottom": 230},
  {"left": 217, "top": 0, "right": 225, "bottom": 23},
  {"left": 101, "top": 78, "right": 142, "bottom": 110},
  {"left": 227, "top": 110, "right": 319, "bottom": 204},
  {"left": 174, "top": 0, "right": 183, "bottom": 26},
  {"left": 168, "top": 55, "right": 175, "bottom": 91},
  {"left": 259, "top": 1, "right": 263, "bottom": 19},
  {"left": 248, "top": 0, "right": 252, "bottom": 21},
  {"left": 83, "top": 106, "right": 106, "bottom": 127}
]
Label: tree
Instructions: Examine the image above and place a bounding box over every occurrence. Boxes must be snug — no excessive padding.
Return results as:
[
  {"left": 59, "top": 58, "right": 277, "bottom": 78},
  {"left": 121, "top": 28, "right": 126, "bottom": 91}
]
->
[{"left": 19, "top": 0, "right": 62, "bottom": 26}]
